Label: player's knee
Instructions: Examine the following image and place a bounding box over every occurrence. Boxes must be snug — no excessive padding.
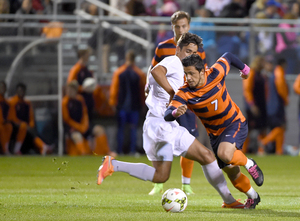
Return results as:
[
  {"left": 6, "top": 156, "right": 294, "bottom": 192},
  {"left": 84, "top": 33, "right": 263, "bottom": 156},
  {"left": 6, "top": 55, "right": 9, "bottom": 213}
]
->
[
  {"left": 93, "top": 125, "right": 105, "bottom": 136},
  {"left": 217, "top": 142, "right": 235, "bottom": 163},
  {"left": 223, "top": 165, "right": 241, "bottom": 181},
  {"left": 71, "top": 131, "right": 83, "bottom": 143},
  {"left": 154, "top": 172, "right": 170, "bottom": 183}
]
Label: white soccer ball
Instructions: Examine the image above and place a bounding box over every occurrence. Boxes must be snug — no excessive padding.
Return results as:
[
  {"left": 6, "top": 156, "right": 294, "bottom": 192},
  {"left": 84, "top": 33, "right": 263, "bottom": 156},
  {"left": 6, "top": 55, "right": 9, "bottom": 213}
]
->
[
  {"left": 161, "top": 188, "right": 188, "bottom": 213},
  {"left": 82, "top": 77, "right": 97, "bottom": 93}
]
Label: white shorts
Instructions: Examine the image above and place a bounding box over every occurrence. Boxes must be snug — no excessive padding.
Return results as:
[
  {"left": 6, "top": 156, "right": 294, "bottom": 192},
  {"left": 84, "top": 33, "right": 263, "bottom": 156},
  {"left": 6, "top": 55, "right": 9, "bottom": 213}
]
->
[{"left": 143, "top": 115, "right": 195, "bottom": 161}]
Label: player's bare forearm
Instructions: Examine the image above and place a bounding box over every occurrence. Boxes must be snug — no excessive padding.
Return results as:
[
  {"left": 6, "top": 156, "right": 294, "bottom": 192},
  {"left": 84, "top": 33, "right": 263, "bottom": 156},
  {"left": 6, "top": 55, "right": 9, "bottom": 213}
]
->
[{"left": 151, "top": 65, "right": 174, "bottom": 96}]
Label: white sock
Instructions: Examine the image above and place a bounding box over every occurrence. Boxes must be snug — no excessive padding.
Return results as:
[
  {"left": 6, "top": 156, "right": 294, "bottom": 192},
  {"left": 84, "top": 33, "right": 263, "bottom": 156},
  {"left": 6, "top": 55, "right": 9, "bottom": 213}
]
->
[
  {"left": 202, "top": 160, "right": 236, "bottom": 204},
  {"left": 14, "top": 142, "right": 22, "bottom": 153},
  {"left": 112, "top": 160, "right": 155, "bottom": 181},
  {"left": 245, "top": 158, "right": 254, "bottom": 170},
  {"left": 246, "top": 187, "right": 258, "bottom": 199},
  {"left": 182, "top": 176, "right": 191, "bottom": 185}
]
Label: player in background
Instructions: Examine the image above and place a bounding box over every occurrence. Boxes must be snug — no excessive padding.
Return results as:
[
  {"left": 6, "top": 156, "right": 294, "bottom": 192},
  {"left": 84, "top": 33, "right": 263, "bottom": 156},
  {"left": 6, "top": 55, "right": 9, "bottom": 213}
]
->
[
  {"left": 97, "top": 33, "right": 245, "bottom": 209},
  {"left": 259, "top": 58, "right": 289, "bottom": 155},
  {"left": 164, "top": 53, "right": 264, "bottom": 209},
  {"left": 8, "top": 83, "right": 52, "bottom": 155},
  {"left": 67, "top": 49, "right": 95, "bottom": 121},
  {"left": 62, "top": 80, "right": 115, "bottom": 156},
  {"left": 242, "top": 55, "right": 268, "bottom": 154},
  {"left": 147, "top": 10, "right": 208, "bottom": 196}
]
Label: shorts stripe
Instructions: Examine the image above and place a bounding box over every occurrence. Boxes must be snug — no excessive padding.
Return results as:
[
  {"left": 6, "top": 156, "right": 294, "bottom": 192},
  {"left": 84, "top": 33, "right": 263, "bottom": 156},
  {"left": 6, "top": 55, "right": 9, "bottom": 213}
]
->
[{"left": 233, "top": 122, "right": 241, "bottom": 138}]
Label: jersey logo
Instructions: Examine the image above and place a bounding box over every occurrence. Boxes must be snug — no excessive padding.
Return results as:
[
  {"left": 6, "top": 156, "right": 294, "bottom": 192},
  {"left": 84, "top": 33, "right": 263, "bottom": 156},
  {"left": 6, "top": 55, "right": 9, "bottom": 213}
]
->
[{"left": 217, "top": 83, "right": 222, "bottom": 90}]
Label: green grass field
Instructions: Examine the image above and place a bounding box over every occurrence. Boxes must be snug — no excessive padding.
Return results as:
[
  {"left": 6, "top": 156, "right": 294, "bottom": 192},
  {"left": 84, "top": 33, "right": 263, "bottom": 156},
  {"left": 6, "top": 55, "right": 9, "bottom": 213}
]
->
[{"left": 0, "top": 155, "right": 299, "bottom": 221}]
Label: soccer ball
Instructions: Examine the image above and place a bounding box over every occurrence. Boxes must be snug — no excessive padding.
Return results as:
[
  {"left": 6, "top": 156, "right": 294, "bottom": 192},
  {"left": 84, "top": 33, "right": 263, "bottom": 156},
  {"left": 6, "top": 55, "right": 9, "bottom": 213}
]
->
[
  {"left": 161, "top": 188, "right": 188, "bottom": 212},
  {"left": 82, "top": 77, "right": 97, "bottom": 93}
]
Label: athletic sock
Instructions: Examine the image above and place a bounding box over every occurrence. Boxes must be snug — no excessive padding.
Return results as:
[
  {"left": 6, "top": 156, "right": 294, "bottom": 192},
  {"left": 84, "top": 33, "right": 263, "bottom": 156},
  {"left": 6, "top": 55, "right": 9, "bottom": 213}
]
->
[
  {"left": 202, "top": 160, "right": 236, "bottom": 204},
  {"left": 230, "top": 173, "right": 251, "bottom": 193},
  {"left": 246, "top": 187, "right": 258, "bottom": 199},
  {"left": 112, "top": 160, "right": 155, "bottom": 181},
  {"left": 94, "top": 134, "right": 110, "bottom": 155},
  {"left": 228, "top": 150, "right": 248, "bottom": 166},
  {"left": 14, "top": 142, "right": 22, "bottom": 153},
  {"left": 182, "top": 176, "right": 191, "bottom": 185}
]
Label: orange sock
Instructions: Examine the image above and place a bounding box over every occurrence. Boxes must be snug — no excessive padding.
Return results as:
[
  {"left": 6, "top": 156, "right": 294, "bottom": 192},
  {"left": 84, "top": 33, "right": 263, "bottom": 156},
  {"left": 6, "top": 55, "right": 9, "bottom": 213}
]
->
[
  {"left": 94, "top": 134, "right": 110, "bottom": 155},
  {"left": 230, "top": 173, "right": 251, "bottom": 193},
  {"left": 275, "top": 128, "right": 284, "bottom": 155},
  {"left": 16, "top": 122, "right": 27, "bottom": 143},
  {"left": 0, "top": 123, "right": 13, "bottom": 153},
  {"left": 34, "top": 137, "right": 45, "bottom": 154},
  {"left": 228, "top": 150, "right": 247, "bottom": 166},
  {"left": 261, "top": 127, "right": 284, "bottom": 155},
  {"left": 180, "top": 156, "right": 194, "bottom": 178}
]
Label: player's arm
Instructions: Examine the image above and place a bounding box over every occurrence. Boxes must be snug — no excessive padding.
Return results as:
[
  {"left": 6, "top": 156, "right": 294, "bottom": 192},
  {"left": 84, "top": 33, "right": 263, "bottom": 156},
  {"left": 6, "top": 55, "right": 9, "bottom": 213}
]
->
[
  {"left": 220, "top": 52, "right": 250, "bottom": 79},
  {"left": 67, "top": 63, "right": 83, "bottom": 92},
  {"left": 164, "top": 90, "right": 188, "bottom": 121},
  {"left": 28, "top": 101, "right": 35, "bottom": 128},
  {"left": 275, "top": 67, "right": 289, "bottom": 105},
  {"left": 80, "top": 98, "right": 89, "bottom": 133},
  {"left": 108, "top": 69, "right": 120, "bottom": 108},
  {"left": 243, "top": 69, "right": 260, "bottom": 116},
  {"left": 7, "top": 98, "right": 21, "bottom": 124},
  {"left": 151, "top": 65, "right": 175, "bottom": 99},
  {"left": 293, "top": 74, "right": 300, "bottom": 95}
]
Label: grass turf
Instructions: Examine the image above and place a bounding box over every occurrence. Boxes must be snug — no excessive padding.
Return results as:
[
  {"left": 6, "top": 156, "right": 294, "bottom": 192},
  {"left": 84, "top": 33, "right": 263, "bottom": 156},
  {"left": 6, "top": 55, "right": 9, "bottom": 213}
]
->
[{"left": 0, "top": 155, "right": 299, "bottom": 221}]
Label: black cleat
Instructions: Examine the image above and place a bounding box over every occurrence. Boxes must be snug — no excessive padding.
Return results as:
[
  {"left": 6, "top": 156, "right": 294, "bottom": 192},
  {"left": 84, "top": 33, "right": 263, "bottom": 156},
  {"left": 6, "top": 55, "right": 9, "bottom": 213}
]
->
[
  {"left": 244, "top": 194, "right": 261, "bottom": 209},
  {"left": 247, "top": 159, "right": 264, "bottom": 186}
]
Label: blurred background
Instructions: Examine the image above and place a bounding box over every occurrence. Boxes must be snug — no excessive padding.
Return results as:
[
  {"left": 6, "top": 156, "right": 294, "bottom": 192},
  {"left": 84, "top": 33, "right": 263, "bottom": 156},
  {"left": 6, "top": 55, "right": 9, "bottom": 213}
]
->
[{"left": 0, "top": 0, "right": 299, "bottom": 156}]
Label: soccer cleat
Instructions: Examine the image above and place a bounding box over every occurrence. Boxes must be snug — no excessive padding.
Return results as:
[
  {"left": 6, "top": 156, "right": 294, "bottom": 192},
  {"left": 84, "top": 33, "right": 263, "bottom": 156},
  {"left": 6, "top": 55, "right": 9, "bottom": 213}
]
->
[
  {"left": 148, "top": 183, "right": 163, "bottom": 195},
  {"left": 97, "top": 156, "right": 114, "bottom": 185},
  {"left": 182, "top": 184, "right": 194, "bottom": 195},
  {"left": 244, "top": 194, "right": 261, "bottom": 209},
  {"left": 222, "top": 199, "right": 245, "bottom": 209},
  {"left": 247, "top": 159, "right": 264, "bottom": 186}
]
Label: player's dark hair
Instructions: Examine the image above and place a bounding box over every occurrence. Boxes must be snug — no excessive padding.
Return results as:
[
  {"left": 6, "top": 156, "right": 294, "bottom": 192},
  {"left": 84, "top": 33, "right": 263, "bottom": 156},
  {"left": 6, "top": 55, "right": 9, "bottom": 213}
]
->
[
  {"left": 171, "top": 11, "right": 191, "bottom": 24},
  {"left": 16, "top": 82, "right": 26, "bottom": 91},
  {"left": 181, "top": 54, "right": 205, "bottom": 73},
  {"left": 177, "top": 32, "right": 203, "bottom": 50},
  {"left": 77, "top": 49, "right": 89, "bottom": 59}
]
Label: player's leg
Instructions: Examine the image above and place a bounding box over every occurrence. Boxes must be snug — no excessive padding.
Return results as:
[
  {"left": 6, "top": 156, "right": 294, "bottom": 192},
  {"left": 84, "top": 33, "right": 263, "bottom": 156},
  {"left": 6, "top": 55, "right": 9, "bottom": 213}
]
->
[
  {"left": 71, "top": 131, "right": 90, "bottom": 155},
  {"left": 217, "top": 121, "right": 264, "bottom": 187},
  {"left": 184, "top": 139, "right": 240, "bottom": 207},
  {"left": 116, "top": 110, "right": 126, "bottom": 154},
  {"left": 260, "top": 126, "right": 284, "bottom": 155},
  {"left": 222, "top": 165, "right": 260, "bottom": 209},
  {"left": 97, "top": 142, "right": 173, "bottom": 185},
  {"left": 180, "top": 156, "right": 194, "bottom": 195},
  {"left": 0, "top": 123, "right": 13, "bottom": 155},
  {"left": 13, "top": 122, "right": 27, "bottom": 154}
]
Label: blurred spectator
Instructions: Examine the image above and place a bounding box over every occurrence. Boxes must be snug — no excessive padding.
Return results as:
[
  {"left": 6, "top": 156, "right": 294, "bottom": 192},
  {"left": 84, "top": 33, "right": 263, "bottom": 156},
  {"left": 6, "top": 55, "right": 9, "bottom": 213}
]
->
[
  {"left": 242, "top": 55, "right": 268, "bottom": 154},
  {"left": 62, "top": 80, "right": 115, "bottom": 157},
  {"left": 259, "top": 58, "right": 289, "bottom": 155},
  {"left": 8, "top": 83, "right": 52, "bottom": 155},
  {"left": 190, "top": 7, "right": 217, "bottom": 66},
  {"left": 0, "top": 0, "right": 10, "bottom": 21},
  {"left": 144, "top": 0, "right": 158, "bottom": 16},
  {"left": 264, "top": 0, "right": 282, "bottom": 18},
  {"left": 205, "top": 0, "right": 231, "bottom": 17},
  {"left": 255, "top": 12, "right": 275, "bottom": 55},
  {"left": 125, "top": 0, "right": 146, "bottom": 16},
  {"left": 109, "top": 50, "right": 146, "bottom": 155},
  {"left": 0, "top": 0, "right": 17, "bottom": 37},
  {"left": 42, "top": 21, "right": 64, "bottom": 38},
  {"left": 275, "top": 13, "right": 298, "bottom": 74},
  {"left": 160, "top": 0, "right": 179, "bottom": 16},
  {"left": 109, "top": 0, "right": 127, "bottom": 16},
  {"left": 249, "top": 0, "right": 267, "bottom": 18},
  {"left": 219, "top": 0, "right": 247, "bottom": 18},
  {"left": 155, "top": 23, "right": 173, "bottom": 46},
  {"left": 15, "top": 0, "right": 39, "bottom": 36},
  {"left": 67, "top": 49, "right": 96, "bottom": 121}
]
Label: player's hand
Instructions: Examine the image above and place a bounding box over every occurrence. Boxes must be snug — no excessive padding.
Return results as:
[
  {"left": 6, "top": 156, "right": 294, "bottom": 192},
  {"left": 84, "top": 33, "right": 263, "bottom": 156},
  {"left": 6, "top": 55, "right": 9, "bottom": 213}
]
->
[
  {"left": 175, "top": 105, "right": 187, "bottom": 117},
  {"left": 250, "top": 105, "right": 260, "bottom": 117},
  {"left": 240, "top": 71, "right": 249, "bottom": 79}
]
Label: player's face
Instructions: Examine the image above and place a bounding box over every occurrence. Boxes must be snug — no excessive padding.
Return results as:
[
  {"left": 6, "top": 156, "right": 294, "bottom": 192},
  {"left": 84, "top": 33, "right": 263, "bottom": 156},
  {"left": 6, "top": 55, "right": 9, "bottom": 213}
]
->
[
  {"left": 16, "top": 87, "right": 25, "bottom": 99},
  {"left": 176, "top": 43, "right": 198, "bottom": 61},
  {"left": 66, "top": 86, "right": 78, "bottom": 98},
  {"left": 172, "top": 18, "right": 190, "bottom": 41},
  {"left": 184, "top": 66, "right": 205, "bottom": 89}
]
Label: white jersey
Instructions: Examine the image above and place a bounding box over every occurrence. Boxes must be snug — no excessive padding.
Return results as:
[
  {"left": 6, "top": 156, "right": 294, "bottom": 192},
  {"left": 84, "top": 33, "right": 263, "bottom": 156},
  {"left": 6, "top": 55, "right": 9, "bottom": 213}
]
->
[
  {"left": 146, "top": 55, "right": 185, "bottom": 118},
  {"left": 143, "top": 55, "right": 194, "bottom": 161}
]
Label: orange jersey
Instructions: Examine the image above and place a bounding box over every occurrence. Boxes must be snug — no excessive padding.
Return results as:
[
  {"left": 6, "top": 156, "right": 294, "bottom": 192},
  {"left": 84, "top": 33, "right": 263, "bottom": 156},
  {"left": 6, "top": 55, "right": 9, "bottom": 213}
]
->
[
  {"left": 62, "top": 94, "right": 89, "bottom": 134},
  {"left": 293, "top": 73, "right": 300, "bottom": 95},
  {"left": 151, "top": 38, "right": 207, "bottom": 68},
  {"left": 8, "top": 95, "right": 35, "bottom": 128},
  {"left": 169, "top": 57, "right": 245, "bottom": 137}
]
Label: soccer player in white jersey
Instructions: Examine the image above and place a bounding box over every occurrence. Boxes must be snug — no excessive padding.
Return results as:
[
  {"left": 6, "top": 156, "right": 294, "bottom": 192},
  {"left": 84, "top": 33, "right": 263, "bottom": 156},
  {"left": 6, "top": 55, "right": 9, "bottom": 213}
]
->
[{"left": 97, "top": 33, "right": 244, "bottom": 208}]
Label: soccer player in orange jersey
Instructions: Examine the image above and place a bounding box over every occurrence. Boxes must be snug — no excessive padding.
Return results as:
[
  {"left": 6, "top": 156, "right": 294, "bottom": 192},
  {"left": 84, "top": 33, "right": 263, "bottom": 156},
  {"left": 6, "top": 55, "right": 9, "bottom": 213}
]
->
[
  {"left": 164, "top": 53, "right": 264, "bottom": 209},
  {"left": 8, "top": 83, "right": 51, "bottom": 155},
  {"left": 148, "top": 11, "right": 208, "bottom": 196}
]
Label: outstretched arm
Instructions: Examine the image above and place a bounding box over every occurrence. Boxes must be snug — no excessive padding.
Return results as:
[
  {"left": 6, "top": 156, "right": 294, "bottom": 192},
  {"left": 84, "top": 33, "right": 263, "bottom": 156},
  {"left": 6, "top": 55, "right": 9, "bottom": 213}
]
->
[{"left": 221, "top": 52, "right": 250, "bottom": 79}]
